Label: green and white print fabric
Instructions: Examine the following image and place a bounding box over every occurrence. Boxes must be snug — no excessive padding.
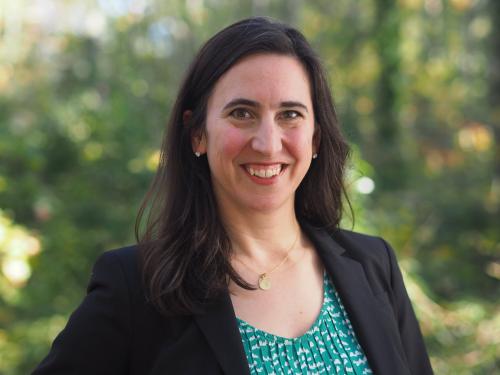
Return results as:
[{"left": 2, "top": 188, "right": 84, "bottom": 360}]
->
[{"left": 237, "top": 272, "right": 373, "bottom": 374}]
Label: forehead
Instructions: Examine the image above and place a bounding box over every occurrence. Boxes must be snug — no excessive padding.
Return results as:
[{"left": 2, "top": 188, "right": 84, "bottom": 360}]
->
[{"left": 208, "top": 53, "right": 313, "bottom": 108}]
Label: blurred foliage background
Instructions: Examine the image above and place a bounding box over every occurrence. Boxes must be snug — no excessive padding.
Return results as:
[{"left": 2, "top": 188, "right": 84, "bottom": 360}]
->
[{"left": 0, "top": 0, "right": 498, "bottom": 374}]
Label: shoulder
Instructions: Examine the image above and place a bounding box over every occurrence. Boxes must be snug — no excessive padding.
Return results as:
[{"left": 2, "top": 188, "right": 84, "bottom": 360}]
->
[
  {"left": 90, "top": 245, "right": 143, "bottom": 299},
  {"left": 333, "top": 228, "right": 392, "bottom": 262},
  {"left": 331, "top": 228, "right": 396, "bottom": 286},
  {"left": 335, "top": 228, "right": 384, "bottom": 247},
  {"left": 96, "top": 245, "right": 139, "bottom": 272},
  {"left": 302, "top": 221, "right": 394, "bottom": 270}
]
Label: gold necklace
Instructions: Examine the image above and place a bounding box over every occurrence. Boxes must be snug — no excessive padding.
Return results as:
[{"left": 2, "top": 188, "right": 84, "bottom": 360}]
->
[{"left": 234, "top": 231, "right": 300, "bottom": 290}]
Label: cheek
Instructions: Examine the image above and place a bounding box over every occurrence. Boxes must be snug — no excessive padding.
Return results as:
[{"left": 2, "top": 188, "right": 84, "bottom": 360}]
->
[
  {"left": 286, "top": 128, "right": 314, "bottom": 156},
  {"left": 209, "top": 127, "right": 248, "bottom": 160}
]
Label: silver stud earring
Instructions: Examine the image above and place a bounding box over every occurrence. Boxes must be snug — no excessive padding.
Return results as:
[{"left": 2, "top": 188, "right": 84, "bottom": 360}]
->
[
  {"left": 312, "top": 153, "right": 318, "bottom": 159},
  {"left": 194, "top": 152, "right": 201, "bottom": 157}
]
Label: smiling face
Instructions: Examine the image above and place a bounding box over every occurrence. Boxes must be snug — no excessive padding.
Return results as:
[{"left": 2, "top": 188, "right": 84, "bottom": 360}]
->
[{"left": 194, "top": 53, "right": 317, "bottom": 216}]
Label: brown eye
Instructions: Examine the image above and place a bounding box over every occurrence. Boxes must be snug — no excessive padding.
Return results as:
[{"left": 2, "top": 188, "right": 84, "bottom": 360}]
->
[
  {"left": 230, "top": 108, "right": 252, "bottom": 120},
  {"left": 281, "top": 110, "right": 301, "bottom": 120}
]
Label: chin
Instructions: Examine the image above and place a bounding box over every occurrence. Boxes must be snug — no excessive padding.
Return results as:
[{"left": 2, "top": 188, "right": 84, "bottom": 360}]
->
[{"left": 238, "top": 195, "right": 292, "bottom": 214}]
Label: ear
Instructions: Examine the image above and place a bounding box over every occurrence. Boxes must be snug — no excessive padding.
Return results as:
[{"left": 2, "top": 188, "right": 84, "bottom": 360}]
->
[
  {"left": 193, "top": 132, "right": 207, "bottom": 155},
  {"left": 184, "top": 110, "right": 207, "bottom": 155},
  {"left": 312, "top": 125, "right": 321, "bottom": 155}
]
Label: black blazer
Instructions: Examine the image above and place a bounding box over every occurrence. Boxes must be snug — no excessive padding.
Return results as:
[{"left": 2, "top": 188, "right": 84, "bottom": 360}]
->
[{"left": 33, "top": 223, "right": 433, "bottom": 375}]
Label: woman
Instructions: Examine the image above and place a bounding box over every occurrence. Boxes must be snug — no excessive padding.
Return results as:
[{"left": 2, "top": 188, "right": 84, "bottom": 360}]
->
[{"left": 33, "top": 17, "right": 433, "bottom": 374}]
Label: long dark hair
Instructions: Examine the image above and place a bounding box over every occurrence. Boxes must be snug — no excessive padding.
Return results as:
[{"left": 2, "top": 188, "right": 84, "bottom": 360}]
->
[{"left": 135, "top": 17, "right": 350, "bottom": 316}]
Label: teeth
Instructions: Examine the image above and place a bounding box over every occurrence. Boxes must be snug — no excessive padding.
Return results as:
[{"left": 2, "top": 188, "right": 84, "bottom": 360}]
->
[{"left": 246, "top": 165, "right": 282, "bottom": 178}]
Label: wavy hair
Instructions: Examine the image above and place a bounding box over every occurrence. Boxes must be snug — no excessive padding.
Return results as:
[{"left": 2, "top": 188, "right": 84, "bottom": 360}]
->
[{"left": 135, "top": 17, "right": 350, "bottom": 316}]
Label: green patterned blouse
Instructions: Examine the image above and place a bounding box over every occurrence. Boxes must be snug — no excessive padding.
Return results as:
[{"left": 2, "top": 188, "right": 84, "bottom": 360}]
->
[{"left": 237, "top": 272, "right": 373, "bottom": 374}]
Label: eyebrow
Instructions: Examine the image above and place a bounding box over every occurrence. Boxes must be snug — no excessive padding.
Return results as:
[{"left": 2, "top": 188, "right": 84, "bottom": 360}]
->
[
  {"left": 222, "top": 98, "right": 309, "bottom": 113},
  {"left": 222, "top": 98, "right": 259, "bottom": 111}
]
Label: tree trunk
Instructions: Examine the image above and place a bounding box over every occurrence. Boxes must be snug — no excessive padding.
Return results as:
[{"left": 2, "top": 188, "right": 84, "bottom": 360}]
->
[
  {"left": 489, "top": 0, "right": 500, "bottom": 213},
  {"left": 373, "top": 0, "right": 405, "bottom": 190}
]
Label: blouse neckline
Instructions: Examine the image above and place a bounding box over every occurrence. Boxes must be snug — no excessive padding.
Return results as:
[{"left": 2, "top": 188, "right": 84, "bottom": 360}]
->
[{"left": 236, "top": 270, "right": 328, "bottom": 342}]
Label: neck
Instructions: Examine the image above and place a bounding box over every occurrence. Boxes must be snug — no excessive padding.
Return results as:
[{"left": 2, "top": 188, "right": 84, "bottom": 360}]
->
[{"left": 220, "top": 203, "right": 302, "bottom": 266}]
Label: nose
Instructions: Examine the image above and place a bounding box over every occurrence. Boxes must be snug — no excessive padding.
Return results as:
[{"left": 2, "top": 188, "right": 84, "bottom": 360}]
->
[{"left": 251, "top": 116, "right": 282, "bottom": 156}]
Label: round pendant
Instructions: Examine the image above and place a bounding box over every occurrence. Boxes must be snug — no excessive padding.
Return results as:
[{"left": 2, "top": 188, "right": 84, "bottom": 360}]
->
[{"left": 258, "top": 274, "right": 271, "bottom": 290}]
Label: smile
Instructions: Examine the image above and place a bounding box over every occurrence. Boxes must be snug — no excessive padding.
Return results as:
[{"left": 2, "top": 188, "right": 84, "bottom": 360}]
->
[{"left": 243, "top": 164, "right": 286, "bottom": 179}]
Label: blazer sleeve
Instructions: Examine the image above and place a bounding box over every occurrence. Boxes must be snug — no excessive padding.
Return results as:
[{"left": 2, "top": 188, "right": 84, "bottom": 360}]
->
[
  {"left": 32, "top": 252, "right": 131, "bottom": 375},
  {"left": 381, "top": 238, "right": 434, "bottom": 374}
]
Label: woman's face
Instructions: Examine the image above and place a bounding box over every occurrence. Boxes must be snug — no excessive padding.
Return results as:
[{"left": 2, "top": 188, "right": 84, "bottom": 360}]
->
[{"left": 194, "top": 53, "right": 317, "bottom": 215}]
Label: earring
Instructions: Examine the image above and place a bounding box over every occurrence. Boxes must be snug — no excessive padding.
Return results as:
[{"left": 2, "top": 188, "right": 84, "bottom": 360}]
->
[
  {"left": 194, "top": 152, "right": 201, "bottom": 157},
  {"left": 312, "top": 153, "right": 318, "bottom": 159}
]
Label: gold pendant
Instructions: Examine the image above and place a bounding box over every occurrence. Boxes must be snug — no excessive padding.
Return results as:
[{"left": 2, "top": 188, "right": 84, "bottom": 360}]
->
[{"left": 258, "top": 273, "right": 271, "bottom": 290}]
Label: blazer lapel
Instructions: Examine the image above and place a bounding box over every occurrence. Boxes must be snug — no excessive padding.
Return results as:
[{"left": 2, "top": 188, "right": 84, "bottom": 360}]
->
[
  {"left": 194, "top": 291, "right": 251, "bottom": 375},
  {"left": 302, "top": 223, "right": 411, "bottom": 375}
]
